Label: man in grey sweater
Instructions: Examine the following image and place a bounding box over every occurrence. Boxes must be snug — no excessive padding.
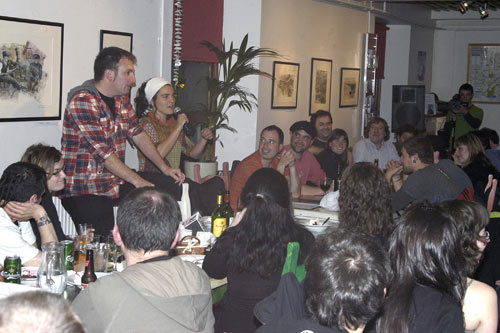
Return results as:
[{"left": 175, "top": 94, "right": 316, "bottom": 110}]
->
[
  {"left": 386, "top": 137, "right": 461, "bottom": 213},
  {"left": 72, "top": 187, "right": 214, "bottom": 333}
]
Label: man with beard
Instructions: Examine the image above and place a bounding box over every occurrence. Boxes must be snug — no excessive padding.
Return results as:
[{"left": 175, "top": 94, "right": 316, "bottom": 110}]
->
[
  {"left": 309, "top": 110, "right": 333, "bottom": 155},
  {"left": 353, "top": 117, "right": 399, "bottom": 170},
  {"left": 229, "top": 125, "right": 299, "bottom": 210},
  {"left": 283, "top": 121, "right": 326, "bottom": 196},
  {"left": 386, "top": 136, "right": 461, "bottom": 213}
]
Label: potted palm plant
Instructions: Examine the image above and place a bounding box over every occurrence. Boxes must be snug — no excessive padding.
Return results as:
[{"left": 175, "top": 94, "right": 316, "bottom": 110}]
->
[{"left": 184, "top": 34, "right": 279, "bottom": 180}]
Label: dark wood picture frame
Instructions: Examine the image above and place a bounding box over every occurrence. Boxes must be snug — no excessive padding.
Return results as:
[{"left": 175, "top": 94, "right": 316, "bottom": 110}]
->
[
  {"left": 271, "top": 61, "right": 300, "bottom": 109},
  {"left": 309, "top": 58, "right": 332, "bottom": 115},
  {"left": 0, "top": 15, "right": 64, "bottom": 122},
  {"left": 100, "top": 30, "right": 133, "bottom": 52},
  {"left": 339, "top": 67, "right": 360, "bottom": 108}
]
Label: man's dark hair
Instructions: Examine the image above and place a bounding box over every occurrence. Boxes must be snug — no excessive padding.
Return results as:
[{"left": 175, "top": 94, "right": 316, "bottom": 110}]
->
[
  {"left": 480, "top": 127, "right": 499, "bottom": 146},
  {"left": 261, "top": 125, "right": 284, "bottom": 144},
  {"left": 0, "top": 162, "right": 46, "bottom": 207},
  {"left": 396, "top": 123, "right": 418, "bottom": 138},
  {"left": 363, "top": 117, "right": 390, "bottom": 141},
  {"left": 459, "top": 83, "right": 474, "bottom": 95},
  {"left": 402, "top": 136, "right": 434, "bottom": 164},
  {"left": 116, "top": 187, "right": 180, "bottom": 252},
  {"left": 305, "top": 228, "right": 390, "bottom": 331},
  {"left": 310, "top": 110, "right": 332, "bottom": 127},
  {"left": 94, "top": 47, "right": 137, "bottom": 81}
]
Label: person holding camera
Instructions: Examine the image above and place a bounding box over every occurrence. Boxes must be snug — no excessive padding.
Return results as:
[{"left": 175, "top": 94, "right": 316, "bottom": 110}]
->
[{"left": 442, "top": 83, "right": 483, "bottom": 149}]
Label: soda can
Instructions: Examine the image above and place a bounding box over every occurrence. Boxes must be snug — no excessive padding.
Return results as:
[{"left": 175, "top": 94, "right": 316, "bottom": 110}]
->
[
  {"left": 62, "top": 240, "right": 74, "bottom": 271},
  {"left": 3, "top": 256, "right": 21, "bottom": 284}
]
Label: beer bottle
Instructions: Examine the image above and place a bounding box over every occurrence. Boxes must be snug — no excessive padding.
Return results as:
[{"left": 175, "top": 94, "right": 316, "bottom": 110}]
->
[
  {"left": 81, "top": 248, "right": 97, "bottom": 288},
  {"left": 211, "top": 193, "right": 227, "bottom": 238},
  {"left": 223, "top": 190, "right": 234, "bottom": 226},
  {"left": 334, "top": 164, "right": 341, "bottom": 192}
]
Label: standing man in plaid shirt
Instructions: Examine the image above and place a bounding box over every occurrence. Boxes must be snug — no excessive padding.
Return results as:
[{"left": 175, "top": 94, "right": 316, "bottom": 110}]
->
[{"left": 60, "top": 47, "right": 185, "bottom": 235}]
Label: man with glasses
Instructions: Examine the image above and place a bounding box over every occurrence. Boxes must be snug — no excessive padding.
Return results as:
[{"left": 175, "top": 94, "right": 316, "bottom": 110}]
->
[{"left": 229, "top": 125, "right": 299, "bottom": 210}]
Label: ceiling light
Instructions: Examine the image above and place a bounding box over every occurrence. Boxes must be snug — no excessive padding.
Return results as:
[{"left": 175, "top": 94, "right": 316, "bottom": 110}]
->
[
  {"left": 479, "top": 2, "right": 489, "bottom": 19},
  {"left": 458, "top": 1, "right": 470, "bottom": 14}
]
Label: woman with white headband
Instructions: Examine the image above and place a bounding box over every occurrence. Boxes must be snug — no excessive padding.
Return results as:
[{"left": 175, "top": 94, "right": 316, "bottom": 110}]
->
[{"left": 134, "top": 77, "right": 214, "bottom": 172}]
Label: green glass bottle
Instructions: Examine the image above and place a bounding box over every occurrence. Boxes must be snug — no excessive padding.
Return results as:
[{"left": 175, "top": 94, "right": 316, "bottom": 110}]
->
[
  {"left": 223, "top": 190, "right": 234, "bottom": 226},
  {"left": 211, "top": 193, "right": 227, "bottom": 238}
]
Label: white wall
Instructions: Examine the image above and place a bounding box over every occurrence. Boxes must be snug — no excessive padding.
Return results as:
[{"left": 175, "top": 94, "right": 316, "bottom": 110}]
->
[
  {"left": 215, "top": 0, "right": 263, "bottom": 166},
  {"left": 0, "top": 0, "right": 166, "bottom": 172},
  {"left": 257, "top": 0, "right": 373, "bottom": 149},
  {"left": 379, "top": 25, "right": 411, "bottom": 130},
  {"left": 431, "top": 17, "right": 500, "bottom": 133}
]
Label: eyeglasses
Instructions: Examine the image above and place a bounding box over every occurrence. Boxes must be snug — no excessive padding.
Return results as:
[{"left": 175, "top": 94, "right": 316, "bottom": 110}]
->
[{"left": 479, "top": 230, "right": 490, "bottom": 243}]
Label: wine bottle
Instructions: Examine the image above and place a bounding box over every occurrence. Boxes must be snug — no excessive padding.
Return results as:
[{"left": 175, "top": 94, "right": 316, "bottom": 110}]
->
[
  {"left": 211, "top": 193, "right": 227, "bottom": 238},
  {"left": 81, "top": 248, "right": 97, "bottom": 288},
  {"left": 223, "top": 190, "right": 234, "bottom": 226}
]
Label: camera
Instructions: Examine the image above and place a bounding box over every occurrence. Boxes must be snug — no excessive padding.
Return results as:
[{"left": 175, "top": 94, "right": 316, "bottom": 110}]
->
[{"left": 448, "top": 94, "right": 468, "bottom": 113}]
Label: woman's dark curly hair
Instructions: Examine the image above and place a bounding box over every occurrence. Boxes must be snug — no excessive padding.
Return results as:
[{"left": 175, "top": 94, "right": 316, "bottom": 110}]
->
[
  {"left": 438, "top": 200, "right": 489, "bottom": 277},
  {"left": 338, "top": 162, "right": 394, "bottom": 239},
  {"left": 219, "top": 168, "right": 311, "bottom": 278}
]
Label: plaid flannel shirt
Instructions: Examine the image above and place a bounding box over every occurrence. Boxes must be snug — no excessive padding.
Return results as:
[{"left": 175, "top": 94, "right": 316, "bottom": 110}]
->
[{"left": 61, "top": 85, "right": 143, "bottom": 199}]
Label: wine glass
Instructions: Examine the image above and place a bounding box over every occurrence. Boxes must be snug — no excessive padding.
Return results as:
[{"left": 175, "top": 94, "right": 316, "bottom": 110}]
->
[
  {"left": 107, "top": 233, "right": 121, "bottom": 272},
  {"left": 320, "top": 177, "right": 332, "bottom": 193}
]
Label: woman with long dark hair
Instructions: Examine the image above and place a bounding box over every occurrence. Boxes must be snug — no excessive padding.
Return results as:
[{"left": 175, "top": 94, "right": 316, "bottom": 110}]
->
[
  {"left": 378, "top": 203, "right": 466, "bottom": 333},
  {"left": 134, "top": 77, "right": 213, "bottom": 171},
  {"left": 439, "top": 200, "right": 498, "bottom": 333},
  {"left": 316, "top": 128, "right": 353, "bottom": 179},
  {"left": 453, "top": 132, "right": 500, "bottom": 207},
  {"left": 338, "top": 162, "right": 394, "bottom": 243},
  {"left": 203, "top": 168, "right": 314, "bottom": 332}
]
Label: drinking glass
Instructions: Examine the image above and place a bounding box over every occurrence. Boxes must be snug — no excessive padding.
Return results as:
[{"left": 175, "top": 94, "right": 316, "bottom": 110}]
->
[
  {"left": 91, "top": 236, "right": 108, "bottom": 272},
  {"left": 38, "top": 242, "right": 67, "bottom": 294},
  {"left": 320, "top": 177, "right": 332, "bottom": 193},
  {"left": 107, "top": 233, "right": 122, "bottom": 272},
  {"left": 79, "top": 223, "right": 94, "bottom": 253}
]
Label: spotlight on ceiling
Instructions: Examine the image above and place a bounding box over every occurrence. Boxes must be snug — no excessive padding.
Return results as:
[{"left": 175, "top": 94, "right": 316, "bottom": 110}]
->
[
  {"left": 479, "top": 2, "right": 489, "bottom": 19},
  {"left": 458, "top": 1, "right": 470, "bottom": 14}
]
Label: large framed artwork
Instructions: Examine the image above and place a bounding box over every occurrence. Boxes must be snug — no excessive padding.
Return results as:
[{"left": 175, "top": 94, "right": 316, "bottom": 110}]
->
[
  {"left": 339, "top": 68, "right": 360, "bottom": 108},
  {"left": 0, "top": 16, "right": 64, "bottom": 122},
  {"left": 309, "top": 58, "right": 332, "bottom": 115},
  {"left": 100, "top": 30, "right": 133, "bottom": 52},
  {"left": 467, "top": 44, "right": 500, "bottom": 104},
  {"left": 271, "top": 61, "right": 300, "bottom": 109}
]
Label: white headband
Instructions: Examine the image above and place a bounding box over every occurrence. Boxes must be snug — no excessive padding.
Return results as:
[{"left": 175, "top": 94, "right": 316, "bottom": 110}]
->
[{"left": 145, "top": 77, "right": 171, "bottom": 104}]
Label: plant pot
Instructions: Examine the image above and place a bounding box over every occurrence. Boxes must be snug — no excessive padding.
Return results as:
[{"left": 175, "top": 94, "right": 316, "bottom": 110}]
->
[{"left": 184, "top": 161, "right": 218, "bottom": 181}]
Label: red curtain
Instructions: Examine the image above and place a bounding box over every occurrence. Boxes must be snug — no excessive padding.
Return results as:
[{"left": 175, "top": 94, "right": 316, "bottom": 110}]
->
[
  {"left": 174, "top": 0, "right": 224, "bottom": 63},
  {"left": 375, "top": 23, "right": 388, "bottom": 80}
]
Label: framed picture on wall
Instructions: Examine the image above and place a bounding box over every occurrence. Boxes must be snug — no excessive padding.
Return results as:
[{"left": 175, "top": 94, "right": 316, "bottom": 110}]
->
[
  {"left": 339, "top": 68, "right": 360, "bottom": 108},
  {"left": 271, "top": 61, "right": 300, "bottom": 109},
  {"left": 467, "top": 43, "right": 500, "bottom": 104},
  {"left": 100, "top": 30, "right": 133, "bottom": 52},
  {"left": 0, "top": 15, "right": 63, "bottom": 122},
  {"left": 309, "top": 58, "right": 332, "bottom": 115}
]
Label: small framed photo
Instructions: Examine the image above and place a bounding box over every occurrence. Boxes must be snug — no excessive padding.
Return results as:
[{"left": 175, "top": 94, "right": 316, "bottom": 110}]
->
[
  {"left": 339, "top": 68, "right": 360, "bottom": 108},
  {"left": 100, "top": 30, "right": 133, "bottom": 52},
  {"left": 271, "top": 61, "right": 300, "bottom": 109},
  {"left": 309, "top": 58, "right": 332, "bottom": 115}
]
